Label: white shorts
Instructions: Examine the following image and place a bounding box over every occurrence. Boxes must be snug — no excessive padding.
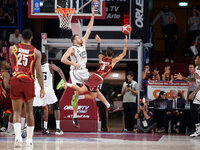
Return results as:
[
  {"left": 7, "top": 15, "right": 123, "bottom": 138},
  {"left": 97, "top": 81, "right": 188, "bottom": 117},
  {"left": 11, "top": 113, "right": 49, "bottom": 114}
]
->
[
  {"left": 33, "top": 87, "right": 58, "bottom": 107},
  {"left": 70, "top": 69, "right": 89, "bottom": 85},
  {"left": 193, "top": 90, "right": 200, "bottom": 105}
]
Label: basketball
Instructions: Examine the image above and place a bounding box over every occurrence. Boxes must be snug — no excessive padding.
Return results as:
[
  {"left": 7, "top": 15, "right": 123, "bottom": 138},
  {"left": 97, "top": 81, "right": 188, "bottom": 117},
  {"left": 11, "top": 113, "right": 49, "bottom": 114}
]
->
[{"left": 122, "top": 24, "right": 132, "bottom": 34}]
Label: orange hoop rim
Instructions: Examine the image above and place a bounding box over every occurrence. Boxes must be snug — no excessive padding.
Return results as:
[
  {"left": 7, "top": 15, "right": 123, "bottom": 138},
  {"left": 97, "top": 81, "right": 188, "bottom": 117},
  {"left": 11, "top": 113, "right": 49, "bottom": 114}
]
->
[{"left": 55, "top": 8, "right": 75, "bottom": 15}]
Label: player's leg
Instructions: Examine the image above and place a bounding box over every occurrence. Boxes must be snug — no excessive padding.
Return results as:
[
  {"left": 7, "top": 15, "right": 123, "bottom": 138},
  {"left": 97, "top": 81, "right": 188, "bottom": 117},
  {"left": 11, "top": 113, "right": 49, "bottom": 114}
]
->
[
  {"left": 96, "top": 90, "right": 119, "bottom": 113},
  {"left": 42, "top": 105, "right": 50, "bottom": 134},
  {"left": 21, "top": 103, "right": 26, "bottom": 130},
  {"left": 53, "top": 102, "right": 63, "bottom": 135},
  {"left": 12, "top": 99, "right": 23, "bottom": 147},
  {"left": 7, "top": 111, "right": 13, "bottom": 133},
  {"left": 24, "top": 99, "right": 34, "bottom": 146},
  {"left": 72, "top": 92, "right": 97, "bottom": 128},
  {"left": 65, "top": 83, "right": 88, "bottom": 94},
  {"left": 190, "top": 103, "right": 200, "bottom": 137}
]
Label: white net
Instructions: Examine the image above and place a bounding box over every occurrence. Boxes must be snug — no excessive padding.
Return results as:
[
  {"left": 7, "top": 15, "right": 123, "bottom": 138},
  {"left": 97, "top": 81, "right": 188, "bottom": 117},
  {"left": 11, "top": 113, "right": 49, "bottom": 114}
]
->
[{"left": 55, "top": 8, "right": 75, "bottom": 30}]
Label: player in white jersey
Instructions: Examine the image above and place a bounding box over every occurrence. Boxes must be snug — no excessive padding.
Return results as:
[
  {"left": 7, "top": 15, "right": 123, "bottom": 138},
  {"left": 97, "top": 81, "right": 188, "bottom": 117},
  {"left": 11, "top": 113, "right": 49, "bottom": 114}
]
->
[
  {"left": 60, "top": 7, "right": 95, "bottom": 128},
  {"left": 175, "top": 55, "right": 200, "bottom": 137},
  {"left": 34, "top": 53, "right": 66, "bottom": 135}
]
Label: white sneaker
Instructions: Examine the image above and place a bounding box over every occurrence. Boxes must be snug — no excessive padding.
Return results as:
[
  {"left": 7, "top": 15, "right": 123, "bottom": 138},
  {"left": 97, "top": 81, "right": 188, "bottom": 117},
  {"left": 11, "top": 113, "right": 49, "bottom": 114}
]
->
[
  {"left": 26, "top": 139, "right": 33, "bottom": 147},
  {"left": 190, "top": 130, "right": 200, "bottom": 137},
  {"left": 190, "top": 125, "right": 200, "bottom": 137},
  {"left": 0, "top": 127, "right": 6, "bottom": 132},
  {"left": 55, "top": 128, "right": 64, "bottom": 135},
  {"left": 171, "top": 60, "right": 174, "bottom": 63},
  {"left": 14, "top": 137, "right": 22, "bottom": 148},
  {"left": 165, "top": 58, "right": 170, "bottom": 63}
]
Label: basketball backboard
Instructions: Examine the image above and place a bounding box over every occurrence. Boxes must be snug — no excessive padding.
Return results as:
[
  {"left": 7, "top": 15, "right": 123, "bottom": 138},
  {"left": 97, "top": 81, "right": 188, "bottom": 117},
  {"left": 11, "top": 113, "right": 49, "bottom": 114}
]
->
[{"left": 28, "top": 0, "right": 105, "bottom": 19}]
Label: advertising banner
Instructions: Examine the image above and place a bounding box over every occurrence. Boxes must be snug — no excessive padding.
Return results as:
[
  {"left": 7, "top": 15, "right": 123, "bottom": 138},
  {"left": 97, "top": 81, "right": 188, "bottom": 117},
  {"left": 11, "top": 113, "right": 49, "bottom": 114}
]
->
[{"left": 147, "top": 81, "right": 189, "bottom": 100}]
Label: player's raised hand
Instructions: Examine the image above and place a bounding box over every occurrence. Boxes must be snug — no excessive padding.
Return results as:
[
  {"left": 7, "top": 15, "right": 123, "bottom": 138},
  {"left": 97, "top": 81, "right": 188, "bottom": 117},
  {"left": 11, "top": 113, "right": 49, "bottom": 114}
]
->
[
  {"left": 91, "top": 6, "right": 95, "bottom": 16},
  {"left": 40, "top": 89, "right": 45, "bottom": 98},
  {"left": 124, "top": 35, "right": 128, "bottom": 43},
  {"left": 95, "top": 35, "right": 101, "bottom": 43}
]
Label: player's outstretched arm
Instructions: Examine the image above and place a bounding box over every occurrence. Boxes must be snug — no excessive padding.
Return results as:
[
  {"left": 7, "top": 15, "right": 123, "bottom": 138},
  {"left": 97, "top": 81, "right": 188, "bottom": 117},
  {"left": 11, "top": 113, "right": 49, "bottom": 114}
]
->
[
  {"left": 112, "top": 35, "right": 128, "bottom": 66},
  {"left": 61, "top": 47, "right": 80, "bottom": 68},
  {"left": 50, "top": 64, "right": 66, "bottom": 83},
  {"left": 82, "top": 7, "right": 95, "bottom": 44},
  {"left": 35, "top": 49, "right": 45, "bottom": 98},
  {"left": 3, "top": 72, "right": 10, "bottom": 89},
  {"left": 95, "top": 35, "right": 104, "bottom": 59}
]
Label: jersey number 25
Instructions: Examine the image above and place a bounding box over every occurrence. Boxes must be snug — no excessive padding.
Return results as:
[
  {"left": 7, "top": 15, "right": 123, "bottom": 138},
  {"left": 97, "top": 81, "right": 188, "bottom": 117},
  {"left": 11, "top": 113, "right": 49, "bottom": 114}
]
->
[{"left": 17, "top": 53, "right": 28, "bottom": 66}]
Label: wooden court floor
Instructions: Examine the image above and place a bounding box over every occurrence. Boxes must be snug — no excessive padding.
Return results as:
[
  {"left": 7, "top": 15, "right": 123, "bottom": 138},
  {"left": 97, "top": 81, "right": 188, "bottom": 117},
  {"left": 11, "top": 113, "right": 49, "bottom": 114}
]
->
[{"left": 0, "top": 132, "right": 200, "bottom": 150}]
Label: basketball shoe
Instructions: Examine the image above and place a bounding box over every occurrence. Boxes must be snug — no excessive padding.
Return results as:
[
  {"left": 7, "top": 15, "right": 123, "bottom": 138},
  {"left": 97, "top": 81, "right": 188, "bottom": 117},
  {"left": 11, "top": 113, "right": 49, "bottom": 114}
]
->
[
  {"left": 71, "top": 95, "right": 79, "bottom": 108},
  {"left": 56, "top": 79, "right": 64, "bottom": 90},
  {"left": 108, "top": 105, "right": 120, "bottom": 113},
  {"left": 14, "top": 137, "right": 22, "bottom": 148},
  {"left": 42, "top": 128, "right": 51, "bottom": 134},
  {"left": 190, "top": 123, "right": 200, "bottom": 137},
  {"left": 55, "top": 128, "right": 64, "bottom": 135},
  {"left": 72, "top": 118, "right": 80, "bottom": 128},
  {"left": 26, "top": 139, "right": 33, "bottom": 147}
]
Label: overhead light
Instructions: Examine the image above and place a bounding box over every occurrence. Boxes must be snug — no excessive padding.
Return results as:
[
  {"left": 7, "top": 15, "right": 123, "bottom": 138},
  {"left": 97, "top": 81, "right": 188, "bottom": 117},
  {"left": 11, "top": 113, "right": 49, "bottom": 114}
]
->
[
  {"left": 112, "top": 73, "right": 119, "bottom": 78},
  {"left": 178, "top": 2, "right": 188, "bottom": 7},
  {"left": 40, "top": 1, "right": 44, "bottom": 7}
]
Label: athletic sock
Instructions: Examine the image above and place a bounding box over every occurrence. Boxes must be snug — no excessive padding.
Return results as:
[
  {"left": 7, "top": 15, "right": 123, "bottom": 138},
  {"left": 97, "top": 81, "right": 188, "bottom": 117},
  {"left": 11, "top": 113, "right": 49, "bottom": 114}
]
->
[
  {"left": 104, "top": 101, "right": 110, "bottom": 109},
  {"left": 7, "top": 122, "right": 13, "bottom": 131},
  {"left": 14, "top": 123, "right": 21, "bottom": 139},
  {"left": 27, "top": 126, "right": 34, "bottom": 141},
  {"left": 44, "top": 121, "right": 48, "bottom": 129},
  {"left": 73, "top": 111, "right": 78, "bottom": 118},
  {"left": 21, "top": 117, "right": 26, "bottom": 129},
  {"left": 66, "top": 83, "right": 72, "bottom": 87},
  {"left": 78, "top": 95, "right": 85, "bottom": 100},
  {"left": 56, "top": 120, "right": 60, "bottom": 129}
]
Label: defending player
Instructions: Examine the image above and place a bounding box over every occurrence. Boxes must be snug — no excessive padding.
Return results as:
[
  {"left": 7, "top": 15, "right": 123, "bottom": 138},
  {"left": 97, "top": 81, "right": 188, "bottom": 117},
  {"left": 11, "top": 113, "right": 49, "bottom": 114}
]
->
[
  {"left": 64, "top": 35, "right": 128, "bottom": 126},
  {"left": 9, "top": 29, "right": 45, "bottom": 147},
  {"left": 60, "top": 7, "right": 95, "bottom": 127},
  {"left": 33, "top": 53, "right": 66, "bottom": 135}
]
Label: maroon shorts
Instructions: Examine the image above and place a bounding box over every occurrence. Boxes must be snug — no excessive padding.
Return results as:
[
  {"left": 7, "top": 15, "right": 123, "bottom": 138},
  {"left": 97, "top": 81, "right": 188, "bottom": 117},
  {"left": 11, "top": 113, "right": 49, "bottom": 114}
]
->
[
  {"left": 85, "top": 74, "right": 103, "bottom": 92},
  {"left": 0, "top": 97, "right": 12, "bottom": 111},
  {"left": 10, "top": 77, "right": 35, "bottom": 102}
]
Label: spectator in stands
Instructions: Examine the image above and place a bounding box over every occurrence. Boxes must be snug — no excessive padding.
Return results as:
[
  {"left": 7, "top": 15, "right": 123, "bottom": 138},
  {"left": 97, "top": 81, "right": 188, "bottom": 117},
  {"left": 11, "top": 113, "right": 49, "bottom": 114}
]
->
[
  {"left": 149, "top": 67, "right": 161, "bottom": 80},
  {"left": 151, "top": 4, "right": 176, "bottom": 36},
  {"left": 153, "top": 91, "right": 168, "bottom": 109},
  {"left": 150, "top": 91, "right": 168, "bottom": 133},
  {"left": 135, "top": 100, "right": 157, "bottom": 133},
  {"left": 162, "top": 66, "right": 174, "bottom": 82},
  {"left": 142, "top": 64, "right": 151, "bottom": 93},
  {"left": 0, "top": 7, "right": 13, "bottom": 26},
  {"left": 164, "top": 16, "right": 178, "bottom": 63},
  {"left": 9, "top": 29, "right": 22, "bottom": 46},
  {"left": 121, "top": 71, "right": 138, "bottom": 132},
  {"left": 142, "top": 64, "right": 151, "bottom": 80},
  {"left": 166, "top": 91, "right": 186, "bottom": 133},
  {"left": 188, "top": 9, "right": 200, "bottom": 46},
  {"left": 189, "top": 36, "right": 200, "bottom": 56}
]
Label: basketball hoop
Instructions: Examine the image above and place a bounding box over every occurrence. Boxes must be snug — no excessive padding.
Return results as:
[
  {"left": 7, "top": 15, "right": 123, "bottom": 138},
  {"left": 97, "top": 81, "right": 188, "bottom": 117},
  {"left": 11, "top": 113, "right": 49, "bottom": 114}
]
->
[{"left": 55, "top": 8, "right": 75, "bottom": 30}]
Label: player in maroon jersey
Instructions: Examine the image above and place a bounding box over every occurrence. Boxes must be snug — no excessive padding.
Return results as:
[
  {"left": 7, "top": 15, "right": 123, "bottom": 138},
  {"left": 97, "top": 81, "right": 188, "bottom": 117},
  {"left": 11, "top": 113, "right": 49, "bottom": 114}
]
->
[
  {"left": 64, "top": 35, "right": 127, "bottom": 127},
  {"left": 0, "top": 57, "right": 12, "bottom": 111},
  {"left": 0, "top": 57, "right": 13, "bottom": 132},
  {"left": 9, "top": 29, "right": 45, "bottom": 148}
]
